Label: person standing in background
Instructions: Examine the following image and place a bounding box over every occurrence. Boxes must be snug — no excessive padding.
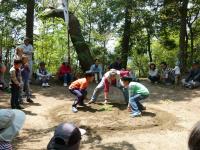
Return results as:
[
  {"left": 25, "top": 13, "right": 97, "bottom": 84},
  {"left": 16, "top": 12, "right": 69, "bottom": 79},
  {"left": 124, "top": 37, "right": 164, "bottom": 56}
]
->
[
  {"left": 90, "top": 59, "right": 103, "bottom": 83},
  {"left": 22, "top": 37, "right": 34, "bottom": 80}
]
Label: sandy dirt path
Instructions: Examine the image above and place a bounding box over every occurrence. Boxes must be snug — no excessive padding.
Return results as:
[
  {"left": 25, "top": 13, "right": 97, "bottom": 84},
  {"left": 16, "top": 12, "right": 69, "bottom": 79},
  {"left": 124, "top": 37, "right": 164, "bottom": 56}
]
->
[{"left": 1, "top": 81, "right": 200, "bottom": 150}]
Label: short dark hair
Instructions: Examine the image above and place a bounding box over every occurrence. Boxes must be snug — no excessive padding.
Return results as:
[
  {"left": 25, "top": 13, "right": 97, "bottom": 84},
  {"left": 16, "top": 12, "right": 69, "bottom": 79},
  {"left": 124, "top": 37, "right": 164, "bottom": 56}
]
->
[
  {"left": 121, "top": 76, "right": 132, "bottom": 82},
  {"left": 189, "top": 121, "right": 200, "bottom": 150},
  {"left": 160, "top": 62, "right": 167, "bottom": 66},
  {"left": 14, "top": 59, "right": 22, "bottom": 64},
  {"left": 40, "top": 62, "right": 45, "bottom": 66}
]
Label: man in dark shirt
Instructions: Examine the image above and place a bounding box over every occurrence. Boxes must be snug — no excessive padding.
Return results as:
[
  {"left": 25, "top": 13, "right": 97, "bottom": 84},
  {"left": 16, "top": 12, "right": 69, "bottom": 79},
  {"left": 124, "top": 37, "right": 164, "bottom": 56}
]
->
[{"left": 182, "top": 61, "right": 200, "bottom": 89}]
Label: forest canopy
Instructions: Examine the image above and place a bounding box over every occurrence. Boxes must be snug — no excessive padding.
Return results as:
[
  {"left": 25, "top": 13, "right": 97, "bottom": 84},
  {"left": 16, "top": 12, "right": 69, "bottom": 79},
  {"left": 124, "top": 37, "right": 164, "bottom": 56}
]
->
[{"left": 1, "top": 0, "right": 200, "bottom": 76}]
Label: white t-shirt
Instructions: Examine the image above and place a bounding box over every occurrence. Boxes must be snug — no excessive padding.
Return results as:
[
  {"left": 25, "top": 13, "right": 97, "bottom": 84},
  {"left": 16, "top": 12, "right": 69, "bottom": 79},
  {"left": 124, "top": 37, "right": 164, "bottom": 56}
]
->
[
  {"left": 173, "top": 66, "right": 180, "bottom": 75},
  {"left": 148, "top": 69, "right": 159, "bottom": 77},
  {"left": 22, "top": 44, "right": 34, "bottom": 60}
]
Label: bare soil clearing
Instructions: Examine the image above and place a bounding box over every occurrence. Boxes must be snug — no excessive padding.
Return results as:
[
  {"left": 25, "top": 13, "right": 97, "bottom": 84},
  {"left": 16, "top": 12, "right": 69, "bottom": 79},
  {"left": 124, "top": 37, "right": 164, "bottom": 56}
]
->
[{"left": 1, "top": 80, "right": 200, "bottom": 150}]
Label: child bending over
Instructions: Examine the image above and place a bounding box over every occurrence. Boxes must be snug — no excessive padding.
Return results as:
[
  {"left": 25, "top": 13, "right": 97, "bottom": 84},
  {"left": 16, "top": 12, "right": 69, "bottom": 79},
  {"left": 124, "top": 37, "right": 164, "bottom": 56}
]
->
[{"left": 69, "top": 71, "right": 94, "bottom": 113}]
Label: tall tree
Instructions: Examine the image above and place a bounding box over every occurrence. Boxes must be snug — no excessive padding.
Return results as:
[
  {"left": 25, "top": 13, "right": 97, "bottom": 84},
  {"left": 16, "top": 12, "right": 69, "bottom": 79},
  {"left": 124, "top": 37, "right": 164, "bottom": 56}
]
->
[
  {"left": 179, "top": 0, "right": 189, "bottom": 71},
  {"left": 44, "top": 9, "right": 94, "bottom": 71},
  {"left": 121, "top": 0, "right": 132, "bottom": 68},
  {"left": 26, "top": 0, "right": 35, "bottom": 43}
]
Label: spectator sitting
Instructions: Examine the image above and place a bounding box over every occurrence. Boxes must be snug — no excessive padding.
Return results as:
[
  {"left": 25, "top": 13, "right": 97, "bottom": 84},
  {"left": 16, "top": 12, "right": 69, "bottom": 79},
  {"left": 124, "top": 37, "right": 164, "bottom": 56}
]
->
[
  {"left": 160, "top": 62, "right": 175, "bottom": 85},
  {"left": 90, "top": 59, "right": 103, "bottom": 83},
  {"left": 109, "top": 58, "right": 122, "bottom": 70},
  {"left": 0, "top": 64, "right": 8, "bottom": 90},
  {"left": 47, "top": 122, "right": 86, "bottom": 150},
  {"left": 182, "top": 61, "right": 200, "bottom": 89},
  {"left": 0, "top": 109, "right": 25, "bottom": 150},
  {"left": 58, "top": 62, "right": 72, "bottom": 87},
  {"left": 148, "top": 62, "right": 160, "bottom": 84},
  {"left": 188, "top": 121, "right": 200, "bottom": 150},
  {"left": 36, "top": 62, "right": 51, "bottom": 87}
]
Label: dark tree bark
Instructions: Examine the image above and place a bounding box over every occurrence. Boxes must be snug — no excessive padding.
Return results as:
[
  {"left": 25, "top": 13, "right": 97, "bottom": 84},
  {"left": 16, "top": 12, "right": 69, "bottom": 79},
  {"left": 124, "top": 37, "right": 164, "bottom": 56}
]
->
[
  {"left": 187, "top": 11, "right": 199, "bottom": 65},
  {"left": 189, "top": 25, "right": 194, "bottom": 64},
  {"left": 44, "top": 9, "right": 94, "bottom": 71},
  {"left": 147, "top": 31, "right": 153, "bottom": 62},
  {"left": 179, "top": 0, "right": 188, "bottom": 72},
  {"left": 121, "top": 3, "right": 132, "bottom": 69},
  {"left": 26, "top": 0, "right": 35, "bottom": 44}
]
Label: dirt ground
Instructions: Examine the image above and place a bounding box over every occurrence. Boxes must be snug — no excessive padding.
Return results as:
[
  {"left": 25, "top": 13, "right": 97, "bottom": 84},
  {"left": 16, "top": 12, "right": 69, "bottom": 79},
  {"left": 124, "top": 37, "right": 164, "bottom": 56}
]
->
[{"left": 1, "top": 80, "right": 200, "bottom": 150}]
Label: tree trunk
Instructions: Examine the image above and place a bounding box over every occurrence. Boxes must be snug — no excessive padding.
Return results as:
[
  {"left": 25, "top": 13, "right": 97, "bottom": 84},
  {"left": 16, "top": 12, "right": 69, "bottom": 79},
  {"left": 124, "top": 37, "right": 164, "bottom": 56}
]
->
[
  {"left": 44, "top": 9, "right": 94, "bottom": 71},
  {"left": 121, "top": 3, "right": 132, "bottom": 69},
  {"left": 178, "top": 0, "right": 188, "bottom": 72},
  {"left": 26, "top": 0, "right": 35, "bottom": 44},
  {"left": 188, "top": 25, "right": 194, "bottom": 64},
  {"left": 147, "top": 32, "right": 153, "bottom": 62}
]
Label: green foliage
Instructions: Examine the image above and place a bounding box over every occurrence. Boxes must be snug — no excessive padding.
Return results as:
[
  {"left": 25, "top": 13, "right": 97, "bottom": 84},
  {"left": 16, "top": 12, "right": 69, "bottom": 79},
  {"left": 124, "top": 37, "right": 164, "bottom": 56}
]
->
[
  {"left": 34, "top": 18, "right": 69, "bottom": 73},
  {"left": 1, "top": 0, "right": 200, "bottom": 76}
]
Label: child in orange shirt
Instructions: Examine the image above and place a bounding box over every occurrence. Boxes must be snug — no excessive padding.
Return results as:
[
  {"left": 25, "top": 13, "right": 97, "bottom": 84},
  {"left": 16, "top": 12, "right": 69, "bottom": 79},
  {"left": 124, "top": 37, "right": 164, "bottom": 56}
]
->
[{"left": 69, "top": 71, "right": 94, "bottom": 113}]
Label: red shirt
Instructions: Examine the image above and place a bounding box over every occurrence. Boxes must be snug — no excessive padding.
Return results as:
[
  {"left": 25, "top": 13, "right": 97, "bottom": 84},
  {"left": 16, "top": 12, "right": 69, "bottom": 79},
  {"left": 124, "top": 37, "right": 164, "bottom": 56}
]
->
[{"left": 58, "top": 64, "right": 72, "bottom": 76}]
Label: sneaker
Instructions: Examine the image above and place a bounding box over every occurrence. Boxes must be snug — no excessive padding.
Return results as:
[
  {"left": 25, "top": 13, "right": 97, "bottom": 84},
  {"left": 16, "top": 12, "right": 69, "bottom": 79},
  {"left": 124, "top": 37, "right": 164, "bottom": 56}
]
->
[
  {"left": 72, "top": 106, "right": 78, "bottom": 113},
  {"left": 130, "top": 112, "right": 142, "bottom": 118},
  {"left": 45, "top": 83, "right": 50, "bottom": 87},
  {"left": 87, "top": 100, "right": 95, "bottom": 104},
  {"left": 16, "top": 105, "right": 25, "bottom": 110},
  {"left": 104, "top": 100, "right": 108, "bottom": 104},
  {"left": 64, "top": 83, "right": 68, "bottom": 87},
  {"left": 27, "top": 98, "right": 34, "bottom": 103},
  {"left": 42, "top": 83, "right": 45, "bottom": 87}
]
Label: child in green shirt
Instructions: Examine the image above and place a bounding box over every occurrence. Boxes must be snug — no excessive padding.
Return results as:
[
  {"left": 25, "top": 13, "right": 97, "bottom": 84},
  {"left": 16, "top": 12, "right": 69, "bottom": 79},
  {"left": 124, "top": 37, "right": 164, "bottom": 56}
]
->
[{"left": 121, "top": 76, "right": 149, "bottom": 117}]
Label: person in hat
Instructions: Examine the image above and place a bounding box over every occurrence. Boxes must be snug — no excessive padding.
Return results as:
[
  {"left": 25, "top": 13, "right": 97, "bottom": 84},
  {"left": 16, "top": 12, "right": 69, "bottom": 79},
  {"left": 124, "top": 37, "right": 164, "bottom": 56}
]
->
[
  {"left": 121, "top": 76, "right": 149, "bottom": 117},
  {"left": 148, "top": 62, "right": 160, "bottom": 84},
  {"left": 47, "top": 122, "right": 86, "bottom": 150},
  {"left": 182, "top": 61, "right": 200, "bottom": 89},
  {"left": 69, "top": 71, "right": 94, "bottom": 113},
  {"left": 36, "top": 62, "right": 51, "bottom": 87},
  {"left": 22, "top": 37, "right": 34, "bottom": 80},
  {"left": 57, "top": 62, "right": 72, "bottom": 87},
  {"left": 0, "top": 109, "right": 26, "bottom": 150},
  {"left": 9, "top": 60, "right": 24, "bottom": 109},
  {"left": 88, "top": 69, "right": 130, "bottom": 104},
  {"left": 188, "top": 121, "right": 200, "bottom": 150}
]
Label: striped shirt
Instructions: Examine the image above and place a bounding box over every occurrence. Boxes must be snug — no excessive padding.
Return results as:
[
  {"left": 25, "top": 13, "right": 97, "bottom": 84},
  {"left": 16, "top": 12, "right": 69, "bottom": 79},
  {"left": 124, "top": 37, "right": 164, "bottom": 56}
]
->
[{"left": 0, "top": 141, "right": 12, "bottom": 150}]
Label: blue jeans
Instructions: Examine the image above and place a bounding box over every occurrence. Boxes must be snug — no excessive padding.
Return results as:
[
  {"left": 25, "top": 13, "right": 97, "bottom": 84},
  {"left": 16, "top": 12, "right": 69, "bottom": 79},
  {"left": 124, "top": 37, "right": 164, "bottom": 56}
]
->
[
  {"left": 10, "top": 85, "right": 20, "bottom": 108},
  {"left": 69, "top": 89, "right": 87, "bottom": 107},
  {"left": 23, "top": 79, "right": 30, "bottom": 99},
  {"left": 129, "top": 94, "right": 148, "bottom": 114},
  {"left": 60, "top": 74, "right": 71, "bottom": 84}
]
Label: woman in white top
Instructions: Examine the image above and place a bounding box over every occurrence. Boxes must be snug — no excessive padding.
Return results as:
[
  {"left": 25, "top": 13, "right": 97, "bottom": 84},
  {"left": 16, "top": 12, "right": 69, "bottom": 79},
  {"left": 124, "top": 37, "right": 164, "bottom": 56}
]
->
[{"left": 148, "top": 62, "right": 160, "bottom": 83}]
